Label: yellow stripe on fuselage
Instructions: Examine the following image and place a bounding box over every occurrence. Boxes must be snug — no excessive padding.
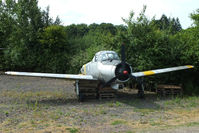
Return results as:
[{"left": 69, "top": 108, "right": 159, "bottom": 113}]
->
[
  {"left": 186, "top": 65, "right": 194, "bottom": 69},
  {"left": 143, "top": 71, "right": 155, "bottom": 76},
  {"left": 84, "top": 65, "right": 87, "bottom": 75}
]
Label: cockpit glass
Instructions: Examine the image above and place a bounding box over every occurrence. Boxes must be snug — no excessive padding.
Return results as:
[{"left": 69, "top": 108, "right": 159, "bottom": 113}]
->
[
  {"left": 107, "top": 53, "right": 114, "bottom": 59},
  {"left": 96, "top": 52, "right": 119, "bottom": 62}
]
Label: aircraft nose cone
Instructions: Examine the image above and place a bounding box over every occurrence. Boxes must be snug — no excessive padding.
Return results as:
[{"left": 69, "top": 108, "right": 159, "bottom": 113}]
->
[{"left": 123, "top": 70, "right": 128, "bottom": 75}]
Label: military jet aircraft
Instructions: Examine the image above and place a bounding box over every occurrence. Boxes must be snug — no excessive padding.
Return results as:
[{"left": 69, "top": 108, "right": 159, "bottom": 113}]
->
[{"left": 5, "top": 44, "right": 194, "bottom": 101}]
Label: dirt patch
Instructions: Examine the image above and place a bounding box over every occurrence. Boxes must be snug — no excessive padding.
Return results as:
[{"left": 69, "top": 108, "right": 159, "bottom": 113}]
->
[{"left": 0, "top": 75, "right": 199, "bottom": 133}]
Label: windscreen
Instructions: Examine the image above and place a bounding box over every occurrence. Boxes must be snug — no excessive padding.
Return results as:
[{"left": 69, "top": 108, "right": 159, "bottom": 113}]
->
[{"left": 96, "top": 52, "right": 120, "bottom": 62}]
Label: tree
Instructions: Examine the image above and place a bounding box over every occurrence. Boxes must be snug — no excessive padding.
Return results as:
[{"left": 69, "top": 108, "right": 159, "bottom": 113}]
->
[
  {"left": 120, "top": 6, "right": 187, "bottom": 85},
  {"left": 39, "top": 25, "right": 69, "bottom": 73},
  {"left": 2, "top": 0, "right": 58, "bottom": 71},
  {"left": 3, "top": 0, "right": 44, "bottom": 70},
  {"left": 190, "top": 9, "right": 199, "bottom": 27},
  {"left": 151, "top": 14, "right": 182, "bottom": 34}
]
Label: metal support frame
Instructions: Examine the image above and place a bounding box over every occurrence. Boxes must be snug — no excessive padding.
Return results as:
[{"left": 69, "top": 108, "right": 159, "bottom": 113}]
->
[
  {"left": 75, "top": 80, "right": 79, "bottom": 96},
  {"left": 137, "top": 77, "right": 145, "bottom": 98}
]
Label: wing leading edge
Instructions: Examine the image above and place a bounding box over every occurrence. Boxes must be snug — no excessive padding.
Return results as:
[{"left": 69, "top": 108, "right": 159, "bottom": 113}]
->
[
  {"left": 5, "top": 71, "right": 97, "bottom": 80},
  {"left": 132, "top": 65, "right": 194, "bottom": 77}
]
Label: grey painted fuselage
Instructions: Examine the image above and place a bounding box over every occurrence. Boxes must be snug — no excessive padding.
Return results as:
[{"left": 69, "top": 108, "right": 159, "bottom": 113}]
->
[{"left": 80, "top": 51, "right": 130, "bottom": 88}]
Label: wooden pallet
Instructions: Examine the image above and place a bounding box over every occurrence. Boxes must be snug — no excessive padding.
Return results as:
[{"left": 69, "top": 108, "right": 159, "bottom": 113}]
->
[
  {"left": 98, "top": 87, "right": 116, "bottom": 99},
  {"left": 99, "top": 93, "right": 116, "bottom": 99},
  {"left": 156, "top": 84, "right": 182, "bottom": 96},
  {"left": 75, "top": 80, "right": 117, "bottom": 100},
  {"left": 81, "top": 93, "right": 98, "bottom": 99}
]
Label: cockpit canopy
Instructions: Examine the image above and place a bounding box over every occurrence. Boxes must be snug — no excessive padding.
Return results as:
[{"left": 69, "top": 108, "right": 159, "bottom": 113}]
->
[{"left": 93, "top": 51, "right": 120, "bottom": 62}]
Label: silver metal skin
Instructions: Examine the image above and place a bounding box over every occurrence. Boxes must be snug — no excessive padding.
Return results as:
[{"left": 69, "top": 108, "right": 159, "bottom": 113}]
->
[
  {"left": 132, "top": 65, "right": 194, "bottom": 77},
  {"left": 80, "top": 51, "right": 125, "bottom": 89},
  {"left": 81, "top": 51, "right": 122, "bottom": 82},
  {"left": 5, "top": 50, "right": 194, "bottom": 91},
  {"left": 5, "top": 71, "right": 96, "bottom": 80}
]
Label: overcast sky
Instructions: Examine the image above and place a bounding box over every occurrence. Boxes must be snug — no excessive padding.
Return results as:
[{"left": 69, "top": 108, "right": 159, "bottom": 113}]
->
[{"left": 38, "top": 0, "right": 198, "bottom": 29}]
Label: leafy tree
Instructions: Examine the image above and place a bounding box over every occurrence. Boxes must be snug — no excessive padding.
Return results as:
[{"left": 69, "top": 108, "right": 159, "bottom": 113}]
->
[
  {"left": 66, "top": 23, "right": 117, "bottom": 73},
  {"left": 3, "top": 0, "right": 44, "bottom": 70},
  {"left": 41, "top": 6, "right": 54, "bottom": 27},
  {"left": 65, "top": 24, "right": 89, "bottom": 38},
  {"left": 120, "top": 6, "right": 187, "bottom": 85},
  {"left": 190, "top": 9, "right": 199, "bottom": 27},
  {"left": 172, "top": 9, "right": 199, "bottom": 94},
  {"left": 1, "top": 0, "right": 58, "bottom": 71},
  {"left": 151, "top": 14, "right": 182, "bottom": 34},
  {"left": 39, "top": 25, "right": 69, "bottom": 73}
]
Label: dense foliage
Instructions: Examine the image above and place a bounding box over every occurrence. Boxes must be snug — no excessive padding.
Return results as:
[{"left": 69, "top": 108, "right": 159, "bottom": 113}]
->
[{"left": 0, "top": 1, "right": 198, "bottom": 94}]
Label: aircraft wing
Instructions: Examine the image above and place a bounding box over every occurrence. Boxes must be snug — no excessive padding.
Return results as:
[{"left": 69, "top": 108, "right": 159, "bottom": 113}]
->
[
  {"left": 5, "top": 71, "right": 97, "bottom": 80},
  {"left": 132, "top": 65, "right": 194, "bottom": 77}
]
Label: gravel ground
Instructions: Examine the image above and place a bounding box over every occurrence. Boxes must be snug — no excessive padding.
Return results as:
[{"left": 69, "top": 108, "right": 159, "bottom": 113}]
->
[{"left": 0, "top": 75, "right": 199, "bottom": 133}]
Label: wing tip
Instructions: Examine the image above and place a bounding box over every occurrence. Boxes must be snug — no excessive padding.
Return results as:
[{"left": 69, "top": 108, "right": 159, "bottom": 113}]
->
[
  {"left": 186, "top": 65, "right": 194, "bottom": 69},
  {"left": 5, "top": 71, "right": 15, "bottom": 75},
  {"left": 5, "top": 71, "right": 9, "bottom": 74}
]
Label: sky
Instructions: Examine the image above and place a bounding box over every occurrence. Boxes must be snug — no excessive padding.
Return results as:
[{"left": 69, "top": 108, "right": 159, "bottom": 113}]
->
[{"left": 38, "top": 0, "right": 199, "bottom": 29}]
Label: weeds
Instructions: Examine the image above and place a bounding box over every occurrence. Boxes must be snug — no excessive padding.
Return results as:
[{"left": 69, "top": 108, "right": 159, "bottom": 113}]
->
[
  {"left": 4, "top": 111, "right": 9, "bottom": 117},
  {"left": 186, "top": 122, "right": 199, "bottom": 127},
  {"left": 111, "top": 120, "right": 126, "bottom": 125},
  {"left": 66, "top": 127, "right": 79, "bottom": 133},
  {"left": 126, "top": 131, "right": 135, "bottom": 133},
  {"left": 115, "top": 101, "right": 122, "bottom": 107},
  {"left": 163, "top": 96, "right": 199, "bottom": 108},
  {"left": 1, "top": 80, "right": 199, "bottom": 133}
]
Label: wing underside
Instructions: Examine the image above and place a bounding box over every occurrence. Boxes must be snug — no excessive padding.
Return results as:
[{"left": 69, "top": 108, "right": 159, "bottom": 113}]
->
[
  {"left": 5, "top": 71, "right": 97, "bottom": 80},
  {"left": 132, "top": 65, "right": 194, "bottom": 77}
]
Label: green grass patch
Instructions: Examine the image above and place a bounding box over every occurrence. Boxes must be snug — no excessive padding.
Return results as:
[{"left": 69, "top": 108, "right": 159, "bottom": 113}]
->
[
  {"left": 115, "top": 101, "right": 122, "bottom": 107},
  {"left": 126, "top": 131, "right": 135, "bottom": 133},
  {"left": 164, "top": 96, "right": 199, "bottom": 108},
  {"left": 66, "top": 127, "right": 79, "bottom": 133},
  {"left": 134, "top": 108, "right": 156, "bottom": 115},
  {"left": 150, "top": 121, "right": 162, "bottom": 126},
  {"left": 111, "top": 120, "right": 126, "bottom": 125},
  {"left": 186, "top": 122, "right": 199, "bottom": 127}
]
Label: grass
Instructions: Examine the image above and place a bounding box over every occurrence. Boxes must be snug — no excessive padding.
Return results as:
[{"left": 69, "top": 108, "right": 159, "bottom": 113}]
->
[
  {"left": 0, "top": 90, "right": 68, "bottom": 103},
  {"left": 66, "top": 127, "right": 79, "bottom": 133},
  {"left": 163, "top": 96, "right": 199, "bottom": 108},
  {"left": 1, "top": 87, "right": 199, "bottom": 132},
  {"left": 115, "top": 101, "right": 122, "bottom": 107},
  {"left": 186, "top": 122, "right": 199, "bottom": 127},
  {"left": 111, "top": 120, "right": 127, "bottom": 125}
]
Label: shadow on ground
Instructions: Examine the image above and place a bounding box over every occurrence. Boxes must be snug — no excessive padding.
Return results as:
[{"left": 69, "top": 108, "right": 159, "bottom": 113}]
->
[{"left": 28, "top": 90, "right": 169, "bottom": 110}]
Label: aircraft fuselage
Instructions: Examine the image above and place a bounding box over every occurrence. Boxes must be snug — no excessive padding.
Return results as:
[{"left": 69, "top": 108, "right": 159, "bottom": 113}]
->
[{"left": 80, "top": 51, "right": 132, "bottom": 89}]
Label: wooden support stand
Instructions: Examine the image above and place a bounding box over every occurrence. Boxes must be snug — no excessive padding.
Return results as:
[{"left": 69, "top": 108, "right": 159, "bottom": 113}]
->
[
  {"left": 156, "top": 84, "right": 182, "bottom": 96},
  {"left": 77, "top": 80, "right": 99, "bottom": 99},
  {"left": 75, "top": 80, "right": 117, "bottom": 100},
  {"left": 98, "top": 87, "right": 116, "bottom": 99}
]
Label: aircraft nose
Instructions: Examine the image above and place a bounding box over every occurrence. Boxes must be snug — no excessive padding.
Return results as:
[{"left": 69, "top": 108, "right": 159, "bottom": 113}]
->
[{"left": 115, "top": 63, "right": 132, "bottom": 82}]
